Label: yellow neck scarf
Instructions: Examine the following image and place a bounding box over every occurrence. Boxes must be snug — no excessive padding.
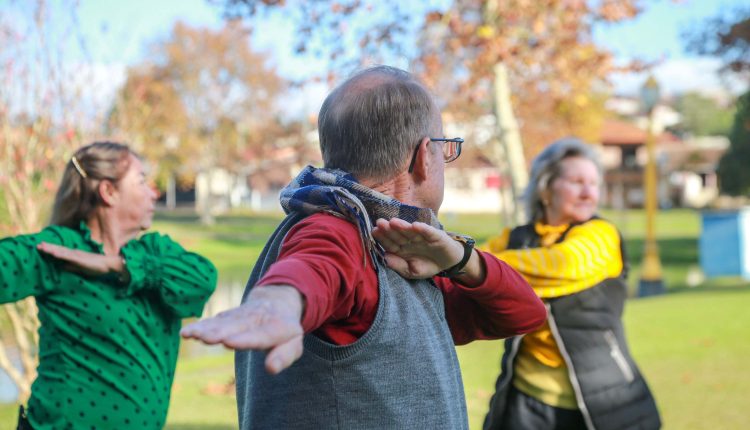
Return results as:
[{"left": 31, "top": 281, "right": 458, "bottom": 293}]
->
[{"left": 534, "top": 222, "right": 570, "bottom": 247}]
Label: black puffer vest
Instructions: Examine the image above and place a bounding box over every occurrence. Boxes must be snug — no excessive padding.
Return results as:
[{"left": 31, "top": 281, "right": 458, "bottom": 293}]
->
[{"left": 483, "top": 219, "right": 661, "bottom": 430}]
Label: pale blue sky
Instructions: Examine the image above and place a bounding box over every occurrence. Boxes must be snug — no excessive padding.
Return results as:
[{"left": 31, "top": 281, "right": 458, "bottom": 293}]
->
[
  {"left": 4, "top": 0, "right": 746, "bottom": 119},
  {"left": 592, "top": 0, "right": 738, "bottom": 61},
  {"left": 71, "top": 0, "right": 746, "bottom": 95},
  {"left": 75, "top": 0, "right": 743, "bottom": 67},
  {"left": 74, "top": 0, "right": 742, "bottom": 59}
]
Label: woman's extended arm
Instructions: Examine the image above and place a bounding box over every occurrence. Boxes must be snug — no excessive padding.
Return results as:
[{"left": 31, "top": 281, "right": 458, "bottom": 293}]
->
[
  {"left": 0, "top": 230, "right": 63, "bottom": 303},
  {"left": 119, "top": 232, "right": 217, "bottom": 318},
  {"left": 489, "top": 220, "right": 623, "bottom": 298}
]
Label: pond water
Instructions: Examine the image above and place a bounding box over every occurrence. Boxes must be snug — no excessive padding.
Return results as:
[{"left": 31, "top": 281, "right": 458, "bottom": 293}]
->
[
  {"left": 202, "top": 279, "right": 247, "bottom": 318},
  {"left": 0, "top": 352, "right": 20, "bottom": 402},
  {"left": 181, "top": 279, "right": 247, "bottom": 357}
]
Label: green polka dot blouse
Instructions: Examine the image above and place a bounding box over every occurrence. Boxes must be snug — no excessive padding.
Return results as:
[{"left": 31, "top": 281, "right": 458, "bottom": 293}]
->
[{"left": 0, "top": 222, "right": 217, "bottom": 429}]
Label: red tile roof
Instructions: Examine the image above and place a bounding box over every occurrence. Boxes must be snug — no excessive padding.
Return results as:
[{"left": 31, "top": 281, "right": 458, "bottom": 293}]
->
[
  {"left": 600, "top": 119, "right": 647, "bottom": 145},
  {"left": 600, "top": 119, "right": 681, "bottom": 146}
]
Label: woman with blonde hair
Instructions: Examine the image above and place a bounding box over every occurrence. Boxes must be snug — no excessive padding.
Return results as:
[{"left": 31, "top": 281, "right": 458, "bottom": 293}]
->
[
  {"left": 483, "top": 138, "right": 660, "bottom": 430},
  {"left": 1, "top": 141, "right": 216, "bottom": 429}
]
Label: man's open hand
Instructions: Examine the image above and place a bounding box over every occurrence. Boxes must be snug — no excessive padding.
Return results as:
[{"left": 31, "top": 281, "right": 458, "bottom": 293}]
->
[
  {"left": 372, "top": 218, "right": 464, "bottom": 279},
  {"left": 180, "top": 285, "right": 305, "bottom": 375}
]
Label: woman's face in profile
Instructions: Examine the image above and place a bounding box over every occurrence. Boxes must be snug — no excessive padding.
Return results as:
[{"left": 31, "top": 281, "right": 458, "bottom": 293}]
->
[
  {"left": 545, "top": 156, "right": 600, "bottom": 225},
  {"left": 113, "top": 154, "right": 157, "bottom": 232}
]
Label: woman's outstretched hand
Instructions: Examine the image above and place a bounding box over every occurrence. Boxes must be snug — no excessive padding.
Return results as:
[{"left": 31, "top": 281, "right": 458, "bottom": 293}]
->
[{"left": 37, "top": 242, "right": 124, "bottom": 276}]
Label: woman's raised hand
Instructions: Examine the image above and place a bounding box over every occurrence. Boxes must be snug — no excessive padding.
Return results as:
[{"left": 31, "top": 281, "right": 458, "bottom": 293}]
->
[{"left": 36, "top": 242, "right": 124, "bottom": 276}]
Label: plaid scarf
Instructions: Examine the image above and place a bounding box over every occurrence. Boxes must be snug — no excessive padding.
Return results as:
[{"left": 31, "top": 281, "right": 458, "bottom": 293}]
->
[{"left": 280, "top": 165, "right": 442, "bottom": 266}]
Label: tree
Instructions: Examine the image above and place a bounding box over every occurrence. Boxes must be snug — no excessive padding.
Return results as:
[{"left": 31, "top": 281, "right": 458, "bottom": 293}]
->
[
  {"left": 107, "top": 66, "right": 198, "bottom": 208},
  {"left": 217, "top": 0, "right": 645, "bottom": 222},
  {"left": 716, "top": 91, "right": 750, "bottom": 196},
  {"left": 684, "top": 7, "right": 750, "bottom": 196},
  {"left": 673, "top": 92, "right": 735, "bottom": 138},
  {"left": 686, "top": 7, "right": 750, "bottom": 80},
  {"left": 0, "top": 0, "right": 91, "bottom": 402},
  {"left": 145, "top": 21, "right": 295, "bottom": 221}
]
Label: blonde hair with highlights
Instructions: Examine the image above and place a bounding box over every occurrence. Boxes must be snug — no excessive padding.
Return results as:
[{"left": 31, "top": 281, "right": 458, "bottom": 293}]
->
[{"left": 49, "top": 141, "right": 136, "bottom": 228}]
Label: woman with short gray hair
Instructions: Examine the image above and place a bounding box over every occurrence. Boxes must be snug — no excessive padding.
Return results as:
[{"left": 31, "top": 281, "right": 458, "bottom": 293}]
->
[
  {"left": 483, "top": 137, "right": 661, "bottom": 430},
  {"left": 524, "top": 138, "right": 602, "bottom": 224}
]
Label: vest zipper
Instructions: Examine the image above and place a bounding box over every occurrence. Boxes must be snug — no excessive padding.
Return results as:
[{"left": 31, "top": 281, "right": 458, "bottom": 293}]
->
[
  {"left": 546, "top": 303, "right": 596, "bottom": 430},
  {"left": 604, "top": 330, "right": 635, "bottom": 382}
]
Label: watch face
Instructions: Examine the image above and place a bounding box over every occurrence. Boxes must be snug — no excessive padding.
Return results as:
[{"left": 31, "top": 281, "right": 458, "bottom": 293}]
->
[
  {"left": 449, "top": 233, "right": 475, "bottom": 246},
  {"left": 437, "top": 232, "right": 475, "bottom": 278}
]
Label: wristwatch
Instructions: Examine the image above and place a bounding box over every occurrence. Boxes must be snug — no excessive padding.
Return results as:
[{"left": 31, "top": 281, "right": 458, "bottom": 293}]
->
[{"left": 436, "top": 233, "right": 476, "bottom": 278}]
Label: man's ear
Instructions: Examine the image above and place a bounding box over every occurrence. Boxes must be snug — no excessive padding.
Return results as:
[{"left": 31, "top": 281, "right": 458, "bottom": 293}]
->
[
  {"left": 98, "top": 180, "right": 118, "bottom": 207},
  {"left": 411, "top": 137, "right": 432, "bottom": 182}
]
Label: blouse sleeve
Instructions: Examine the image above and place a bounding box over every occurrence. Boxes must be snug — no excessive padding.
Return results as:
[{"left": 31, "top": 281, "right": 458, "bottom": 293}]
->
[
  {"left": 493, "top": 219, "right": 623, "bottom": 298},
  {"left": 0, "top": 228, "right": 64, "bottom": 303},
  {"left": 119, "top": 232, "right": 217, "bottom": 318}
]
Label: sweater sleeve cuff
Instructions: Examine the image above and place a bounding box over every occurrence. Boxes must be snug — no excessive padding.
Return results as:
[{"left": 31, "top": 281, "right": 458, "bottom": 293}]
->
[{"left": 450, "top": 251, "right": 510, "bottom": 299}]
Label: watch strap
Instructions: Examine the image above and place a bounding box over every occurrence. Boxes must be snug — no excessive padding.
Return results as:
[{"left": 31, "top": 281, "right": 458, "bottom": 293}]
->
[{"left": 436, "top": 233, "right": 476, "bottom": 278}]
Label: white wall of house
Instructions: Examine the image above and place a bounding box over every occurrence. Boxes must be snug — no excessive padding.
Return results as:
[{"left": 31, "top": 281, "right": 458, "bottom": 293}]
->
[
  {"left": 441, "top": 167, "right": 509, "bottom": 213},
  {"left": 196, "top": 168, "right": 283, "bottom": 214}
]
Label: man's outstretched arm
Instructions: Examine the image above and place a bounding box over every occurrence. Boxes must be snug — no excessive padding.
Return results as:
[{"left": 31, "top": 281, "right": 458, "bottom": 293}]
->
[
  {"left": 180, "top": 285, "right": 304, "bottom": 375},
  {"left": 372, "top": 217, "right": 546, "bottom": 344},
  {"left": 181, "top": 214, "right": 373, "bottom": 373}
]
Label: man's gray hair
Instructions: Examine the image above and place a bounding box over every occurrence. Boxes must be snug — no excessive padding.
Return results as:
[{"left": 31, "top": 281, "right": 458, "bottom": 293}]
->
[
  {"left": 318, "top": 65, "right": 438, "bottom": 181},
  {"left": 525, "top": 137, "right": 602, "bottom": 223}
]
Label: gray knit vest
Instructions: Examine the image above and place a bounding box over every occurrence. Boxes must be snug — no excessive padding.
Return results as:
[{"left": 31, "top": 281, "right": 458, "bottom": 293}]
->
[{"left": 235, "top": 212, "right": 469, "bottom": 429}]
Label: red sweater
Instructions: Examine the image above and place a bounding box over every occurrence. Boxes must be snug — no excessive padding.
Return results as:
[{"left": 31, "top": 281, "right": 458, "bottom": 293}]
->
[{"left": 257, "top": 213, "right": 545, "bottom": 345}]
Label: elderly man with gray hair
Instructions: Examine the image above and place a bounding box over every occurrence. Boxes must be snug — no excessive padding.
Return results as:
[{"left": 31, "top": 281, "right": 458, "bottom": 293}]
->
[{"left": 181, "top": 65, "right": 546, "bottom": 430}]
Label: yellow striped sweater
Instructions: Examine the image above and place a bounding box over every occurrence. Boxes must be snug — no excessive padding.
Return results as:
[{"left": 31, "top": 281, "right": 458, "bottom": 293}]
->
[{"left": 483, "top": 219, "right": 623, "bottom": 409}]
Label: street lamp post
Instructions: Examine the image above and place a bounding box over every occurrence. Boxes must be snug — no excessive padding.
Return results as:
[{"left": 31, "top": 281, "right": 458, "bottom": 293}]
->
[{"left": 638, "top": 76, "right": 665, "bottom": 297}]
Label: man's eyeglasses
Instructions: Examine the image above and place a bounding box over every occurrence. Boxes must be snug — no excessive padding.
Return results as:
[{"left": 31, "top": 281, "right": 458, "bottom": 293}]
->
[{"left": 407, "top": 137, "right": 464, "bottom": 173}]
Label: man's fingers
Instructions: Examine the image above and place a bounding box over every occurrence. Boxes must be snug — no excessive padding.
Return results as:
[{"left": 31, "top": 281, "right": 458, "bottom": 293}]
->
[
  {"left": 375, "top": 218, "right": 441, "bottom": 246},
  {"left": 374, "top": 219, "right": 411, "bottom": 245},
  {"left": 410, "top": 222, "right": 444, "bottom": 243},
  {"left": 180, "top": 308, "right": 255, "bottom": 343},
  {"left": 373, "top": 231, "right": 400, "bottom": 253},
  {"left": 264, "top": 334, "right": 304, "bottom": 375},
  {"left": 222, "top": 319, "right": 302, "bottom": 350},
  {"left": 181, "top": 302, "right": 304, "bottom": 352},
  {"left": 384, "top": 254, "right": 412, "bottom": 277},
  {"left": 180, "top": 318, "right": 236, "bottom": 344}
]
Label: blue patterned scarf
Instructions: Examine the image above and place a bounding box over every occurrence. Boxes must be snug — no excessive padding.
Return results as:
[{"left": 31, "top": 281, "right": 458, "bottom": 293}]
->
[{"left": 280, "top": 165, "right": 442, "bottom": 266}]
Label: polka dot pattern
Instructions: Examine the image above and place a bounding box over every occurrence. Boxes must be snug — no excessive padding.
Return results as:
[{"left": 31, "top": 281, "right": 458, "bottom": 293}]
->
[{"left": 1, "top": 223, "right": 217, "bottom": 429}]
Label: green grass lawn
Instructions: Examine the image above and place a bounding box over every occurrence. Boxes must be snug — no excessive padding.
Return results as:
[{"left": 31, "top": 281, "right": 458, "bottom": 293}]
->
[
  {"left": 166, "top": 285, "right": 750, "bottom": 430},
  {"left": 2, "top": 208, "right": 749, "bottom": 429}
]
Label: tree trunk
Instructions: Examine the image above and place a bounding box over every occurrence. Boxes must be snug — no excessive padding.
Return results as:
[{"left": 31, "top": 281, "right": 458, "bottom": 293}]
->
[
  {"left": 166, "top": 173, "right": 177, "bottom": 210},
  {"left": 493, "top": 62, "right": 528, "bottom": 225}
]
